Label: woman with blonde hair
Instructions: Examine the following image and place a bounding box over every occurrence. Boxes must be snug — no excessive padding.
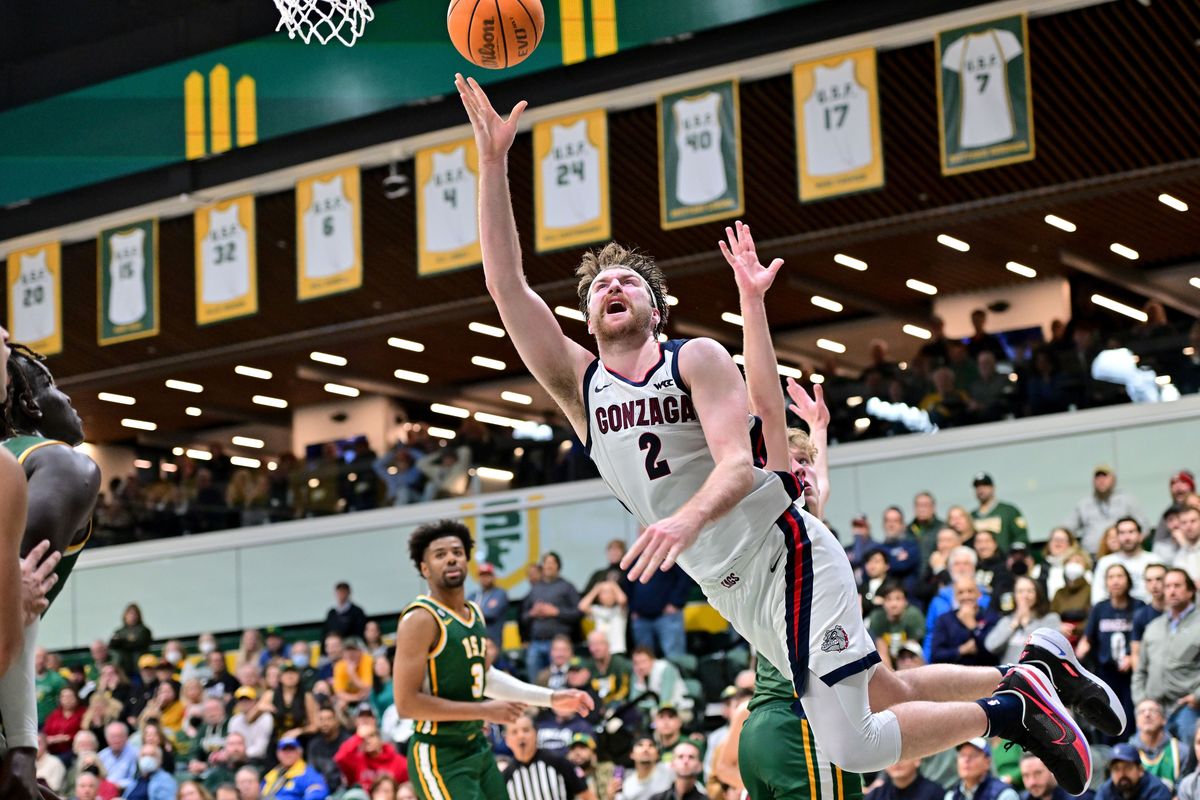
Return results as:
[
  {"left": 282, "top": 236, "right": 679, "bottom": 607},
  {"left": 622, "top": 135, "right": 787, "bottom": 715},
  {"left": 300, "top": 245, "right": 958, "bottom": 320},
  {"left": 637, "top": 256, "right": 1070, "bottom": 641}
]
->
[
  {"left": 1096, "top": 525, "right": 1121, "bottom": 559},
  {"left": 945, "top": 505, "right": 977, "bottom": 546},
  {"left": 177, "top": 780, "right": 215, "bottom": 800},
  {"left": 1031, "top": 527, "right": 1077, "bottom": 601}
]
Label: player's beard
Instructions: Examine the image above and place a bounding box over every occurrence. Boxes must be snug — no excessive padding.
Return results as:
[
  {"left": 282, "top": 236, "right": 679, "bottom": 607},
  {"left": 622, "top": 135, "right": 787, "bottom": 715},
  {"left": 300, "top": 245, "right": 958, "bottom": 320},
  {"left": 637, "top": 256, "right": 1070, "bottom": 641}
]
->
[
  {"left": 438, "top": 570, "right": 467, "bottom": 590},
  {"left": 595, "top": 302, "right": 655, "bottom": 347}
]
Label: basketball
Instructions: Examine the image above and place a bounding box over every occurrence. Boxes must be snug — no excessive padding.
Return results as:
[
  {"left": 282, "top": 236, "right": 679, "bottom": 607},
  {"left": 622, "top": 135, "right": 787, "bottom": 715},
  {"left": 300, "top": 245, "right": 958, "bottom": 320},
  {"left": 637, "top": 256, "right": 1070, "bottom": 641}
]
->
[{"left": 448, "top": 0, "right": 544, "bottom": 69}]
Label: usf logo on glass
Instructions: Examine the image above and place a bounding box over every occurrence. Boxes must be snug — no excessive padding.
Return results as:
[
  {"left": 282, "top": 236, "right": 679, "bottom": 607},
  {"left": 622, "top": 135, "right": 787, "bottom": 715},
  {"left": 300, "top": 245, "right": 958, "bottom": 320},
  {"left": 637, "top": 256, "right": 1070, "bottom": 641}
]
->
[{"left": 185, "top": 64, "right": 258, "bottom": 159}]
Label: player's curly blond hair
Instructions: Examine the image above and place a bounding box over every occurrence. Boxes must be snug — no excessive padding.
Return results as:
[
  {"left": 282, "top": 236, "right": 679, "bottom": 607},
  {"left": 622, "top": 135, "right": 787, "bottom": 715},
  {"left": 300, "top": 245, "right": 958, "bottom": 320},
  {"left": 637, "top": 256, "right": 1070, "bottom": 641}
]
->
[
  {"left": 787, "top": 428, "right": 818, "bottom": 463},
  {"left": 575, "top": 242, "right": 669, "bottom": 337}
]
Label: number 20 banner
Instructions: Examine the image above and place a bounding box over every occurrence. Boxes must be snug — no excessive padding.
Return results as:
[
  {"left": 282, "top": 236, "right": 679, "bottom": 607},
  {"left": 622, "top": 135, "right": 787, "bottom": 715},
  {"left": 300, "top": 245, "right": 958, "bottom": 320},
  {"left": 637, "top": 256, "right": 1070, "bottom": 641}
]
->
[
  {"left": 657, "top": 79, "right": 744, "bottom": 230},
  {"left": 533, "top": 109, "right": 611, "bottom": 253},
  {"left": 6, "top": 241, "right": 62, "bottom": 356},
  {"left": 195, "top": 195, "right": 258, "bottom": 325}
]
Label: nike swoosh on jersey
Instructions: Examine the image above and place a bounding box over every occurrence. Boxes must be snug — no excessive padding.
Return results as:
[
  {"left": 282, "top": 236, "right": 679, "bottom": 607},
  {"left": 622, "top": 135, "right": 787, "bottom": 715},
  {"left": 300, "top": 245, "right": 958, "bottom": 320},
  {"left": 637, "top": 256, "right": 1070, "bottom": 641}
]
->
[
  {"left": 768, "top": 546, "right": 786, "bottom": 573},
  {"left": 594, "top": 383, "right": 612, "bottom": 393}
]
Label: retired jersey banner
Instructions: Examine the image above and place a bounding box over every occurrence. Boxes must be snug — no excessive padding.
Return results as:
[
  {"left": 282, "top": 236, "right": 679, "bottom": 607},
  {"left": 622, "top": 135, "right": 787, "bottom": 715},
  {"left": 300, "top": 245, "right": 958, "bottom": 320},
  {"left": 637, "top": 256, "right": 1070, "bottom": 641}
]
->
[
  {"left": 533, "top": 109, "right": 611, "bottom": 253},
  {"left": 296, "top": 167, "right": 363, "bottom": 300},
  {"left": 98, "top": 220, "right": 159, "bottom": 346},
  {"left": 416, "top": 139, "right": 482, "bottom": 275},
  {"left": 195, "top": 195, "right": 258, "bottom": 325},
  {"left": 937, "top": 14, "right": 1034, "bottom": 175},
  {"left": 793, "top": 48, "right": 884, "bottom": 202},
  {"left": 6, "top": 242, "right": 62, "bottom": 356},
  {"left": 658, "top": 80, "right": 744, "bottom": 229}
]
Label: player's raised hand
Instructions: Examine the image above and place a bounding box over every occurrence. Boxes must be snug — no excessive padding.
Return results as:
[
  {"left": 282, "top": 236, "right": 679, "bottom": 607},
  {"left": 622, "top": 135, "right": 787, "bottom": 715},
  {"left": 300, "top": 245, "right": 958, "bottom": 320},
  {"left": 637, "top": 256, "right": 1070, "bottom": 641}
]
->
[
  {"left": 550, "top": 689, "right": 595, "bottom": 718},
  {"left": 621, "top": 516, "right": 699, "bottom": 583},
  {"left": 479, "top": 699, "right": 528, "bottom": 725},
  {"left": 719, "top": 221, "right": 783, "bottom": 300},
  {"left": 785, "top": 377, "right": 830, "bottom": 431},
  {"left": 20, "top": 540, "right": 60, "bottom": 626},
  {"left": 455, "top": 73, "right": 527, "bottom": 165}
]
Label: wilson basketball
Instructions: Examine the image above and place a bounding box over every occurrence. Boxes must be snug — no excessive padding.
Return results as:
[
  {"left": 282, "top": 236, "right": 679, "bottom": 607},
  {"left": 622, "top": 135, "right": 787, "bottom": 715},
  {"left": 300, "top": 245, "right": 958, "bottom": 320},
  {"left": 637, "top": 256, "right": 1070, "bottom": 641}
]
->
[{"left": 448, "top": 0, "right": 544, "bottom": 69}]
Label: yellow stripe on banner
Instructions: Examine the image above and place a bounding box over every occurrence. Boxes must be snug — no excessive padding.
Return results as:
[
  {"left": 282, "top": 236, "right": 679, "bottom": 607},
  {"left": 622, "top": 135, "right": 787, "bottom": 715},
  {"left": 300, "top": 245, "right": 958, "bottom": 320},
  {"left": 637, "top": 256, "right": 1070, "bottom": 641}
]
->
[
  {"left": 430, "top": 744, "right": 453, "bottom": 800},
  {"left": 185, "top": 71, "right": 206, "bottom": 159},
  {"left": 801, "top": 720, "right": 819, "bottom": 800},
  {"left": 591, "top": 0, "right": 617, "bottom": 57},
  {"left": 560, "top": 0, "right": 586, "bottom": 65},
  {"left": 209, "top": 64, "right": 232, "bottom": 154},
  {"left": 235, "top": 76, "right": 258, "bottom": 147}
]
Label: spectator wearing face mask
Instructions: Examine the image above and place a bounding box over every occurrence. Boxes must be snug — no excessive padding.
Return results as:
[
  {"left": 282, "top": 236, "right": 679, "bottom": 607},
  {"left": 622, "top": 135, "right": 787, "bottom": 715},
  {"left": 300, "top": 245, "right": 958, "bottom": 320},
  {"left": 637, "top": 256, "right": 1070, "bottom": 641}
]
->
[
  {"left": 126, "top": 744, "right": 177, "bottom": 800},
  {"left": 288, "top": 641, "right": 320, "bottom": 692},
  {"left": 1050, "top": 549, "right": 1093, "bottom": 644}
]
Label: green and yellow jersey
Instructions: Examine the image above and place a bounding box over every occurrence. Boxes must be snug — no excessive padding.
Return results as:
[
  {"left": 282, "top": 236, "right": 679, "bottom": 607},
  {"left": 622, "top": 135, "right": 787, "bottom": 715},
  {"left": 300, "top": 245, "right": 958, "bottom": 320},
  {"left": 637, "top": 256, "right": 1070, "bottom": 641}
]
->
[
  {"left": 2, "top": 435, "right": 92, "bottom": 611},
  {"left": 402, "top": 595, "right": 490, "bottom": 743}
]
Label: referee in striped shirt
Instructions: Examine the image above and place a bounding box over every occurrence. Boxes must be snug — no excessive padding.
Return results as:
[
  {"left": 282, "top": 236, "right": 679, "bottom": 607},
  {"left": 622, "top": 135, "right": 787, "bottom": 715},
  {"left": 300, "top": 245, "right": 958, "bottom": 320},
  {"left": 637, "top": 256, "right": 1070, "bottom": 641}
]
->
[{"left": 503, "top": 710, "right": 597, "bottom": 800}]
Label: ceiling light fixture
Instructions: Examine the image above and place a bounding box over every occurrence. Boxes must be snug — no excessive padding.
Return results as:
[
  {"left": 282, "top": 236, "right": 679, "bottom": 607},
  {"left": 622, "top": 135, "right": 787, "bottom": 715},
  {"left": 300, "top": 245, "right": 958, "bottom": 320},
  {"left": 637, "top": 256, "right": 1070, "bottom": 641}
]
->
[
  {"left": 230, "top": 456, "right": 261, "bottom": 468},
  {"left": 809, "top": 373, "right": 825, "bottom": 384},
  {"left": 816, "top": 338, "right": 846, "bottom": 354},
  {"left": 232, "top": 436, "right": 265, "bottom": 449},
  {"left": 161, "top": 463, "right": 178, "bottom": 473},
  {"left": 665, "top": 294, "right": 679, "bottom": 306},
  {"left": 777, "top": 365, "right": 803, "bottom": 379},
  {"left": 903, "top": 324, "right": 932, "bottom": 340},
  {"left": 1189, "top": 277, "right": 1200, "bottom": 290},
  {"left": 846, "top": 396, "right": 863, "bottom": 408},
  {"left": 427, "top": 426, "right": 457, "bottom": 440},
  {"left": 394, "top": 369, "right": 429, "bottom": 384},
  {"left": 834, "top": 253, "right": 867, "bottom": 271},
  {"left": 185, "top": 407, "right": 202, "bottom": 417},
  {"left": 1006, "top": 261, "right": 1038, "bottom": 278},
  {"left": 133, "top": 459, "right": 153, "bottom": 469},
  {"left": 854, "top": 417, "right": 871, "bottom": 431},
  {"left": 501, "top": 391, "right": 532, "bottom": 405},
  {"left": 324, "top": 382, "right": 360, "bottom": 397},
  {"left": 476, "top": 467, "right": 515, "bottom": 481},
  {"left": 906, "top": 278, "right": 938, "bottom": 295},
  {"left": 732, "top": 354, "right": 746, "bottom": 366},
  {"left": 469, "top": 322, "right": 506, "bottom": 338},
  {"left": 120, "top": 418, "right": 156, "bottom": 431},
  {"left": 1109, "top": 243, "right": 1139, "bottom": 260},
  {"left": 474, "top": 411, "right": 525, "bottom": 428},
  {"left": 936, "top": 234, "right": 969, "bottom": 252},
  {"left": 99, "top": 392, "right": 135, "bottom": 405},
  {"left": 387, "top": 337, "right": 425, "bottom": 352},
  {"left": 431, "top": 403, "right": 470, "bottom": 418},
  {"left": 235, "top": 365, "right": 273, "bottom": 380},
  {"left": 472, "top": 356, "right": 506, "bottom": 370},
  {"left": 721, "top": 312, "right": 744, "bottom": 326},
  {"left": 165, "top": 379, "right": 203, "bottom": 393},
  {"left": 310, "top": 351, "right": 347, "bottom": 366},
  {"left": 1044, "top": 214, "right": 1077, "bottom": 232},
  {"left": 252, "top": 395, "right": 288, "bottom": 408},
  {"left": 810, "top": 296, "right": 843, "bottom": 312},
  {"left": 1158, "top": 193, "right": 1188, "bottom": 212},
  {"left": 554, "top": 306, "right": 585, "bottom": 322},
  {"left": 172, "top": 447, "right": 185, "bottom": 456},
  {"left": 186, "top": 448, "right": 213, "bottom": 461},
  {"left": 1090, "top": 293, "right": 1148, "bottom": 322}
]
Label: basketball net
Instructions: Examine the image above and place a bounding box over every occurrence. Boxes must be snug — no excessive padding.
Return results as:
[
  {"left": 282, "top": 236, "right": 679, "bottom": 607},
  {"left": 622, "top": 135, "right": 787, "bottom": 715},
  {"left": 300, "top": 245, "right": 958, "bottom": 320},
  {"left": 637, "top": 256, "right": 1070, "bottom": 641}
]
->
[{"left": 274, "top": 0, "right": 374, "bottom": 46}]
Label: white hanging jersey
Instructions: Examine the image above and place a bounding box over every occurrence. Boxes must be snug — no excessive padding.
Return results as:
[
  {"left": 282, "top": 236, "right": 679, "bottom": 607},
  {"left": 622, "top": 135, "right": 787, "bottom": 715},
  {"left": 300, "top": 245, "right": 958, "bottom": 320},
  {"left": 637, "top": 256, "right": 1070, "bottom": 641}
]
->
[
  {"left": 107, "top": 228, "right": 146, "bottom": 326},
  {"left": 423, "top": 147, "right": 478, "bottom": 253},
  {"left": 942, "top": 29, "right": 1023, "bottom": 149},
  {"left": 201, "top": 205, "right": 251, "bottom": 304},
  {"left": 303, "top": 174, "right": 356, "bottom": 278},
  {"left": 541, "top": 119, "right": 601, "bottom": 229},
  {"left": 583, "top": 339, "right": 797, "bottom": 585},
  {"left": 803, "top": 59, "right": 873, "bottom": 176},
  {"left": 12, "top": 250, "right": 55, "bottom": 344},
  {"left": 672, "top": 93, "right": 726, "bottom": 206}
]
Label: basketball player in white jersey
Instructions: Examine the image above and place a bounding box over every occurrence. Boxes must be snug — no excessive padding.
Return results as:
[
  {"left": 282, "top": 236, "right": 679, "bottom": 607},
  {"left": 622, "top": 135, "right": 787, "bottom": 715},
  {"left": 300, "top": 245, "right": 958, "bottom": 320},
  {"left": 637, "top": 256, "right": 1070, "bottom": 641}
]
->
[
  {"left": 303, "top": 174, "right": 355, "bottom": 277},
  {"left": 424, "top": 147, "right": 479, "bottom": 253},
  {"left": 542, "top": 119, "right": 601, "bottom": 230},
  {"left": 106, "top": 228, "right": 146, "bottom": 326},
  {"left": 455, "top": 74, "right": 1116, "bottom": 795}
]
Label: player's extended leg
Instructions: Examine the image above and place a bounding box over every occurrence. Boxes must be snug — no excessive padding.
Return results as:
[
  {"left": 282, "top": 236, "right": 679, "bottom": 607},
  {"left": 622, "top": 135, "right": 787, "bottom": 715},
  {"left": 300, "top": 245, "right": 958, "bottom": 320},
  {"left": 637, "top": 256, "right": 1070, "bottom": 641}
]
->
[{"left": 867, "top": 661, "right": 1004, "bottom": 708}]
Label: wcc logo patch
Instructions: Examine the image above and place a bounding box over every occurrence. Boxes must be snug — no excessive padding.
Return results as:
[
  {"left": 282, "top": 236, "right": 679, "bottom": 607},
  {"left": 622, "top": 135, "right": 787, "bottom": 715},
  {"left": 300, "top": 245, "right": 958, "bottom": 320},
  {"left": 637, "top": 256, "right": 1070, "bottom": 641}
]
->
[{"left": 820, "top": 625, "right": 849, "bottom": 653}]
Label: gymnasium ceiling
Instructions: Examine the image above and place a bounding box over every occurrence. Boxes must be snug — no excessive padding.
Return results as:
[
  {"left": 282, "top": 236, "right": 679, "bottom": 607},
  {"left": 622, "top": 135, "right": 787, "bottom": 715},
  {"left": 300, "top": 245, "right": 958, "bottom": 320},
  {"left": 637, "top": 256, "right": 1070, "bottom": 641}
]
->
[{"left": 3, "top": 0, "right": 1200, "bottom": 448}]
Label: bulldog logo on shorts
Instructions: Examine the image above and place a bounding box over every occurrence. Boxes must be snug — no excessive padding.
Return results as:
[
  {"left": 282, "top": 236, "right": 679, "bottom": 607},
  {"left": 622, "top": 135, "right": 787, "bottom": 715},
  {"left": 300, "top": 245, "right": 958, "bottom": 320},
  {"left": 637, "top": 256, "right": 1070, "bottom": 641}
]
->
[{"left": 820, "top": 625, "right": 849, "bottom": 653}]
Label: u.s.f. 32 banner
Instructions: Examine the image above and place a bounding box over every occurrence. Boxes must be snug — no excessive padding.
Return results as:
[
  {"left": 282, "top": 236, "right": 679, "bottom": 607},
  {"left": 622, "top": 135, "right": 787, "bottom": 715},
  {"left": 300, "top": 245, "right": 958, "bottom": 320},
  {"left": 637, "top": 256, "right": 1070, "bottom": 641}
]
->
[
  {"left": 533, "top": 109, "right": 611, "bottom": 252},
  {"left": 195, "top": 195, "right": 258, "bottom": 325},
  {"left": 416, "top": 138, "right": 482, "bottom": 276},
  {"left": 98, "top": 220, "right": 159, "bottom": 346},
  {"left": 6, "top": 242, "right": 62, "bottom": 356},
  {"left": 296, "top": 167, "right": 363, "bottom": 300},
  {"left": 936, "top": 14, "right": 1035, "bottom": 175},
  {"left": 793, "top": 48, "right": 884, "bottom": 202},
  {"left": 657, "top": 80, "right": 744, "bottom": 230}
]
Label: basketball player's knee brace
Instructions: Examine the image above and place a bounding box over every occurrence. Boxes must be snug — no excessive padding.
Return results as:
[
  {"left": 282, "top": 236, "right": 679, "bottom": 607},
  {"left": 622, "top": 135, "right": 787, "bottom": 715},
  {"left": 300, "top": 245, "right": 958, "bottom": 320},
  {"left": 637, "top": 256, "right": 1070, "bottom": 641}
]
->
[
  {"left": 814, "top": 709, "right": 902, "bottom": 774},
  {"left": 0, "top": 620, "right": 40, "bottom": 751}
]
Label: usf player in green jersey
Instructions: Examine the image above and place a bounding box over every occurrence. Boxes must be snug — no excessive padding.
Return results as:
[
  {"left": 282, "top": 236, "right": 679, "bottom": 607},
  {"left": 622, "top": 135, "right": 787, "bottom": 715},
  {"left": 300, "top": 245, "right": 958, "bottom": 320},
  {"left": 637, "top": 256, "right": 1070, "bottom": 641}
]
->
[
  {"left": 1, "top": 343, "right": 101, "bottom": 800},
  {"left": 394, "top": 520, "right": 594, "bottom": 800}
]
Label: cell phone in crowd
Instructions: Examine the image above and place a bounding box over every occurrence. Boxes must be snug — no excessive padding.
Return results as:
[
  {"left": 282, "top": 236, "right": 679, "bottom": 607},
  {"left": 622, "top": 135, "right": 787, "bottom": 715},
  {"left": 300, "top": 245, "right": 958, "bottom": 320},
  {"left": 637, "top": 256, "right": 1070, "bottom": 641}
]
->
[{"left": 614, "top": 766, "right": 625, "bottom": 781}]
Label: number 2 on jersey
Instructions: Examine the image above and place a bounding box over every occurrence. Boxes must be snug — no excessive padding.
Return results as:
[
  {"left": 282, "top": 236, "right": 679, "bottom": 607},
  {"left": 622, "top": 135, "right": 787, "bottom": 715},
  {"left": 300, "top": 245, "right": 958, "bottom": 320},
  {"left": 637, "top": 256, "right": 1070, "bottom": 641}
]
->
[{"left": 639, "top": 432, "right": 671, "bottom": 480}]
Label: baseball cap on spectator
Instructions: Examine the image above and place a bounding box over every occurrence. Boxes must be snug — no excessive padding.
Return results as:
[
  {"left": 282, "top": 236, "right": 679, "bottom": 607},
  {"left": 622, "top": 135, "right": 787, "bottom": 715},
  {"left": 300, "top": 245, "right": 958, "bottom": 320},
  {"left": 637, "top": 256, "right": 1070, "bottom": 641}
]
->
[
  {"left": 720, "top": 686, "right": 738, "bottom": 701},
  {"left": 1172, "top": 471, "right": 1196, "bottom": 492},
  {"left": 137, "top": 654, "right": 158, "bottom": 670},
  {"left": 957, "top": 738, "right": 991, "bottom": 756},
  {"left": 277, "top": 737, "right": 302, "bottom": 750},
  {"left": 1094, "top": 464, "right": 1114, "bottom": 476},
  {"left": 1108, "top": 744, "right": 1140, "bottom": 765},
  {"left": 1010, "top": 542, "right": 1028, "bottom": 554},
  {"left": 479, "top": 563, "right": 496, "bottom": 575},
  {"left": 569, "top": 733, "right": 596, "bottom": 751},
  {"left": 279, "top": 661, "right": 298, "bottom": 672},
  {"left": 342, "top": 790, "right": 370, "bottom": 800},
  {"left": 235, "top": 687, "right": 257, "bottom": 702},
  {"left": 354, "top": 702, "right": 376, "bottom": 719},
  {"left": 656, "top": 702, "right": 680, "bottom": 717},
  {"left": 895, "top": 642, "right": 923, "bottom": 662},
  {"left": 972, "top": 473, "right": 994, "bottom": 486},
  {"left": 567, "top": 657, "right": 588, "bottom": 672},
  {"left": 344, "top": 637, "right": 365, "bottom": 651},
  {"left": 265, "top": 626, "right": 282, "bottom": 639}
]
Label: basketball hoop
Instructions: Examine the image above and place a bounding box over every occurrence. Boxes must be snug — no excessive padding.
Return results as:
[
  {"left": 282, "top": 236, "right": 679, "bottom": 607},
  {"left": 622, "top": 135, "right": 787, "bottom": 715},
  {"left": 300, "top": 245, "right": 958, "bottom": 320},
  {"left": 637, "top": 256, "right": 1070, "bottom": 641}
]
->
[{"left": 273, "top": 0, "right": 374, "bottom": 46}]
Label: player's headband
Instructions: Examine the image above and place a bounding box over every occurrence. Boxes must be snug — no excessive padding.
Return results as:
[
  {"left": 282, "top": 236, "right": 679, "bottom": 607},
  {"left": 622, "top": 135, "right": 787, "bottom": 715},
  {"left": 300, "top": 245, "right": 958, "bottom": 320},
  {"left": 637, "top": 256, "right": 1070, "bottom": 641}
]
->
[{"left": 587, "top": 267, "right": 651, "bottom": 301}]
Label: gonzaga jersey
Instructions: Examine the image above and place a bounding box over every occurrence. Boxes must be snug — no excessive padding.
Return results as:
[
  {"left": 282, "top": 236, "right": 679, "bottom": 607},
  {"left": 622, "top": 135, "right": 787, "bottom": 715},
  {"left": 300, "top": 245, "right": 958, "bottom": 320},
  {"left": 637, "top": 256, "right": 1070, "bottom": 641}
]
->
[
  {"left": 107, "top": 229, "right": 146, "bottom": 326},
  {"left": 13, "top": 250, "right": 55, "bottom": 344},
  {"left": 583, "top": 339, "right": 795, "bottom": 584},
  {"left": 541, "top": 119, "right": 601, "bottom": 229},
  {"left": 303, "top": 175, "right": 356, "bottom": 278},
  {"left": 672, "top": 93, "right": 726, "bottom": 205},
  {"left": 942, "top": 29, "right": 1023, "bottom": 148},
  {"left": 201, "top": 205, "right": 251, "bottom": 303},
  {"left": 802, "top": 59, "right": 873, "bottom": 176},
  {"left": 402, "top": 595, "right": 489, "bottom": 743},
  {"left": 423, "top": 147, "right": 478, "bottom": 253}
]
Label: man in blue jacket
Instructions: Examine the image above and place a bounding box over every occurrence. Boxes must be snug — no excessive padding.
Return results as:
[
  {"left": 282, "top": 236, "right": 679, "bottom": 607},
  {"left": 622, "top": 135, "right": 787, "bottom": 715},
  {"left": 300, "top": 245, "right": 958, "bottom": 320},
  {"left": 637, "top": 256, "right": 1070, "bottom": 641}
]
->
[
  {"left": 626, "top": 563, "right": 692, "bottom": 659},
  {"left": 1020, "top": 752, "right": 1094, "bottom": 800},
  {"left": 124, "top": 744, "right": 177, "bottom": 800},
  {"left": 261, "top": 737, "right": 329, "bottom": 800},
  {"left": 945, "top": 739, "right": 1018, "bottom": 800},
  {"left": 880, "top": 506, "right": 922, "bottom": 594},
  {"left": 1096, "top": 744, "right": 1171, "bottom": 800}
]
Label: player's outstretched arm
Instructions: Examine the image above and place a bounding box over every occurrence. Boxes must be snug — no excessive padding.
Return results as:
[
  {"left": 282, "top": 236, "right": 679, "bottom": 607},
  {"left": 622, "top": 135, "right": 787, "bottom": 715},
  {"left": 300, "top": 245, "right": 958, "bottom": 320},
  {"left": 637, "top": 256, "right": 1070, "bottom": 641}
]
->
[
  {"left": 22, "top": 446, "right": 101, "bottom": 556},
  {"left": 455, "top": 74, "right": 593, "bottom": 430},
  {"left": 622, "top": 339, "right": 756, "bottom": 583},
  {"left": 720, "top": 221, "right": 789, "bottom": 473},
  {"left": 0, "top": 451, "right": 28, "bottom": 674},
  {"left": 484, "top": 666, "right": 595, "bottom": 717}
]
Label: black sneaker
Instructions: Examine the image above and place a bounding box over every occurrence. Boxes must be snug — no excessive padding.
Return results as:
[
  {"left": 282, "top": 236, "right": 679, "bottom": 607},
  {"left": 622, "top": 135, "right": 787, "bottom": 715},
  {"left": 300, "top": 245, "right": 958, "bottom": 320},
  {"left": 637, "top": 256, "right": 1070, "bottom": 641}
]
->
[
  {"left": 1019, "top": 628, "right": 1127, "bottom": 736},
  {"left": 992, "top": 665, "right": 1092, "bottom": 796}
]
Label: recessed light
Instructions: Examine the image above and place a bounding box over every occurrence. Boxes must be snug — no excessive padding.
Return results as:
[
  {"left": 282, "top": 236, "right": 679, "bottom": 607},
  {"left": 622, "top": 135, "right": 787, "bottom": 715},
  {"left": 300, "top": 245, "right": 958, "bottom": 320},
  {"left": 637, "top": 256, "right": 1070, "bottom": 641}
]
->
[
  {"left": 1044, "top": 214, "right": 1076, "bottom": 232},
  {"left": 1090, "top": 293, "right": 1148, "bottom": 322},
  {"left": 230, "top": 456, "right": 261, "bottom": 468},
  {"left": 1008, "top": 373, "right": 1019, "bottom": 383},
  {"left": 1184, "top": 346, "right": 1196, "bottom": 356},
  {"left": 394, "top": 369, "right": 429, "bottom": 384},
  {"left": 308, "top": 478, "right": 319, "bottom": 488},
  {"left": 252, "top": 395, "right": 288, "bottom": 408},
  {"left": 310, "top": 351, "right": 347, "bottom": 366},
  {"left": 267, "top": 461, "right": 278, "bottom": 471},
  {"left": 133, "top": 459, "right": 152, "bottom": 469},
  {"left": 721, "top": 312, "right": 744, "bottom": 326},
  {"left": 186, "top": 448, "right": 213, "bottom": 461},
  {"left": 172, "top": 447, "right": 184, "bottom": 456},
  {"left": 502, "top": 391, "right": 532, "bottom": 405},
  {"left": 476, "top": 467, "right": 515, "bottom": 481},
  {"left": 427, "top": 426, "right": 457, "bottom": 440},
  {"left": 121, "top": 418, "right": 156, "bottom": 431},
  {"left": 235, "top": 365, "right": 273, "bottom": 380},
  {"left": 936, "top": 234, "right": 969, "bottom": 252},
  {"left": 161, "top": 463, "right": 178, "bottom": 473},
  {"left": 834, "top": 254, "right": 867, "bottom": 271},
  {"left": 816, "top": 338, "right": 846, "bottom": 354},
  {"left": 185, "top": 407, "right": 202, "bottom": 417},
  {"left": 777, "top": 365, "right": 803, "bottom": 379},
  {"left": 474, "top": 411, "right": 524, "bottom": 428},
  {"left": 1158, "top": 193, "right": 1188, "bottom": 212},
  {"left": 657, "top": 333, "right": 668, "bottom": 343},
  {"left": 472, "top": 356, "right": 506, "bottom": 370},
  {"left": 1110, "top": 243, "right": 1139, "bottom": 260},
  {"left": 1006, "top": 262, "right": 1038, "bottom": 278},
  {"left": 469, "top": 322, "right": 506, "bottom": 338},
  {"left": 324, "top": 383, "right": 360, "bottom": 397},
  {"left": 665, "top": 295, "right": 679, "bottom": 307},
  {"left": 811, "top": 296, "right": 843, "bottom": 312},
  {"left": 903, "top": 324, "right": 932, "bottom": 340},
  {"left": 431, "top": 403, "right": 470, "bottom": 418},
  {"left": 854, "top": 417, "right": 871, "bottom": 431},
  {"left": 809, "top": 373, "right": 825, "bottom": 384},
  {"left": 906, "top": 279, "right": 938, "bottom": 295},
  {"left": 99, "top": 392, "right": 135, "bottom": 405},
  {"left": 388, "top": 337, "right": 425, "bottom": 352},
  {"left": 1190, "top": 277, "right": 1200, "bottom": 290},
  {"left": 846, "top": 396, "right": 863, "bottom": 407},
  {"left": 232, "top": 436, "right": 264, "bottom": 449},
  {"left": 165, "top": 379, "right": 203, "bottom": 393},
  {"left": 554, "top": 306, "right": 585, "bottom": 322},
  {"left": 1155, "top": 375, "right": 1172, "bottom": 386}
]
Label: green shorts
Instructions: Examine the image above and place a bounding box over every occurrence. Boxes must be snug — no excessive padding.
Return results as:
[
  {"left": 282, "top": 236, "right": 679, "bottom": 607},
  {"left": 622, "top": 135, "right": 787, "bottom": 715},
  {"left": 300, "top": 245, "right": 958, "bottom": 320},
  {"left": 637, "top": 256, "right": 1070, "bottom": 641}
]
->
[
  {"left": 408, "top": 735, "right": 507, "bottom": 800},
  {"left": 738, "top": 702, "right": 863, "bottom": 800}
]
